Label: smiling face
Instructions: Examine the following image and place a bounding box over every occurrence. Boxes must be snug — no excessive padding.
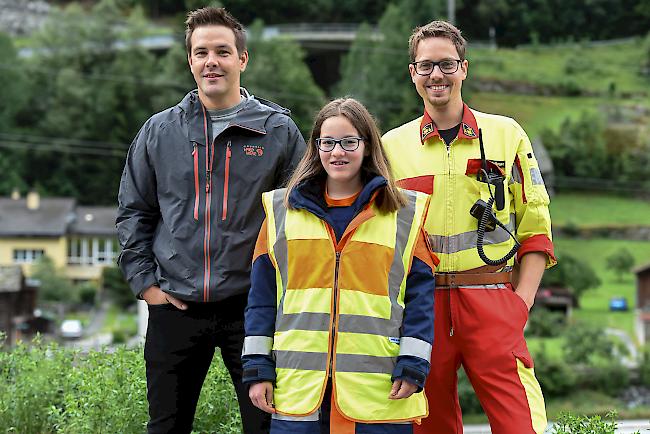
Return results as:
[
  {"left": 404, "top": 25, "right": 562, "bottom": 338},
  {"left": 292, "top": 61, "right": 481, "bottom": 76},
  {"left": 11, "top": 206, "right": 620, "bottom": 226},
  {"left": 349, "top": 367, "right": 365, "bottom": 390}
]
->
[
  {"left": 318, "top": 115, "right": 366, "bottom": 196},
  {"left": 187, "top": 25, "right": 248, "bottom": 110},
  {"left": 409, "top": 37, "right": 467, "bottom": 112}
]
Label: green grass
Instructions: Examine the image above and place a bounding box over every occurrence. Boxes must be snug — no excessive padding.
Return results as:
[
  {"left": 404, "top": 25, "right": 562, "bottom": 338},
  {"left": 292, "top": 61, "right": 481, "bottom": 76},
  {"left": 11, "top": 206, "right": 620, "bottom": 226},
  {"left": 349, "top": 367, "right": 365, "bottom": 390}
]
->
[
  {"left": 469, "top": 39, "right": 649, "bottom": 95},
  {"left": 469, "top": 92, "right": 604, "bottom": 138},
  {"left": 527, "top": 336, "right": 566, "bottom": 360},
  {"left": 101, "top": 305, "right": 138, "bottom": 337},
  {"left": 554, "top": 238, "right": 650, "bottom": 341},
  {"left": 550, "top": 192, "right": 650, "bottom": 228}
]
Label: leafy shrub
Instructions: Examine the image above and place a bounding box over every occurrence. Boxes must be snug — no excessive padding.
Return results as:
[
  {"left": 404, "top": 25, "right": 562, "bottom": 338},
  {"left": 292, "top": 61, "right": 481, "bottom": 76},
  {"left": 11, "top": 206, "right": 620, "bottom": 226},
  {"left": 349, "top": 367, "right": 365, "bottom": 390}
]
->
[
  {"left": 563, "top": 323, "right": 612, "bottom": 365},
  {"left": 526, "top": 308, "right": 566, "bottom": 338},
  {"left": 577, "top": 360, "right": 630, "bottom": 397},
  {"left": 552, "top": 411, "right": 630, "bottom": 434},
  {"left": 0, "top": 337, "right": 242, "bottom": 433},
  {"left": 458, "top": 367, "right": 483, "bottom": 415},
  {"left": 533, "top": 343, "right": 577, "bottom": 398}
]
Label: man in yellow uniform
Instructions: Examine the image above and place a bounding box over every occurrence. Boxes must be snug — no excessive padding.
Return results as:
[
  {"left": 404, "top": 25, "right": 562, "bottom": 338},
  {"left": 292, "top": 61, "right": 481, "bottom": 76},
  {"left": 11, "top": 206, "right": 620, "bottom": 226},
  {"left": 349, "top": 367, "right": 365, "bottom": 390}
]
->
[{"left": 382, "top": 20, "right": 556, "bottom": 434}]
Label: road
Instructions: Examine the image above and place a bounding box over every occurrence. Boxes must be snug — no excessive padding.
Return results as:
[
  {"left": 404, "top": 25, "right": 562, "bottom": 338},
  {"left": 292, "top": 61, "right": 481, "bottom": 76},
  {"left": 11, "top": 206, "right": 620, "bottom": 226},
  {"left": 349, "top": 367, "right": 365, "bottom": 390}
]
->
[{"left": 464, "top": 420, "right": 650, "bottom": 433}]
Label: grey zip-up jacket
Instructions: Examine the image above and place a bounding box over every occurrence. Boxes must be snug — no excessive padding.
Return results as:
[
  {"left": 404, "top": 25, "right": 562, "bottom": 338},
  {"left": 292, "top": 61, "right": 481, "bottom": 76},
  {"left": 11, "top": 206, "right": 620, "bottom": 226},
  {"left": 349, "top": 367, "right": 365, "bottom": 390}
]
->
[{"left": 116, "top": 89, "right": 306, "bottom": 302}]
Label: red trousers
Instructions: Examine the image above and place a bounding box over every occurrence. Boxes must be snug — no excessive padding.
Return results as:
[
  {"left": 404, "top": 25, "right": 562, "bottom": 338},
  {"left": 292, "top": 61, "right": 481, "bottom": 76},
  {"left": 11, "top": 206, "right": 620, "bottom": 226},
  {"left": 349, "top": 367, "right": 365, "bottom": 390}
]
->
[{"left": 415, "top": 285, "right": 547, "bottom": 434}]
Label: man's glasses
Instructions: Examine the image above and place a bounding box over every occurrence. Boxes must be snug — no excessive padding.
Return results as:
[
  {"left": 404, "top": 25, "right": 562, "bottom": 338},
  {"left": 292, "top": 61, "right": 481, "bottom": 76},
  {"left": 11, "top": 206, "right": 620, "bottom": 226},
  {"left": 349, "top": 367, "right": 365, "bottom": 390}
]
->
[
  {"left": 411, "top": 59, "right": 462, "bottom": 76},
  {"left": 315, "top": 137, "right": 363, "bottom": 152}
]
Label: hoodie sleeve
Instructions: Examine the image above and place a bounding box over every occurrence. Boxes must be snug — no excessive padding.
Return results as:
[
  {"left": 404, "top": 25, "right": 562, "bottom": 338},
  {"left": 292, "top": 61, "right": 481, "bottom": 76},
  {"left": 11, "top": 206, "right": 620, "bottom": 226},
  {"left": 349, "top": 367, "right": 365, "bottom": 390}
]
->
[
  {"left": 392, "top": 229, "right": 437, "bottom": 391},
  {"left": 242, "top": 219, "right": 278, "bottom": 385},
  {"left": 116, "top": 120, "right": 160, "bottom": 298}
]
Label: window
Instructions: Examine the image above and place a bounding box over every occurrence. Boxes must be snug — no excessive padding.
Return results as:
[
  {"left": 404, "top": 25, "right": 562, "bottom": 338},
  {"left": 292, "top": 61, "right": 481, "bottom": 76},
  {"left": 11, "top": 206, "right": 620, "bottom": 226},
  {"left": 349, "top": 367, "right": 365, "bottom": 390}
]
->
[
  {"left": 13, "top": 249, "right": 44, "bottom": 264},
  {"left": 67, "top": 237, "right": 118, "bottom": 265}
]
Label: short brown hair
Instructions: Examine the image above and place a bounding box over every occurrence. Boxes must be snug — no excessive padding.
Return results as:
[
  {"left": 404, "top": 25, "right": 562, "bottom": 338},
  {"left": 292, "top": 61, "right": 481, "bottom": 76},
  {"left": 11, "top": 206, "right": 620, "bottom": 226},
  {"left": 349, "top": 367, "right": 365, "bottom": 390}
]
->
[
  {"left": 409, "top": 20, "right": 467, "bottom": 61},
  {"left": 185, "top": 7, "right": 246, "bottom": 54},
  {"left": 284, "top": 98, "right": 406, "bottom": 214}
]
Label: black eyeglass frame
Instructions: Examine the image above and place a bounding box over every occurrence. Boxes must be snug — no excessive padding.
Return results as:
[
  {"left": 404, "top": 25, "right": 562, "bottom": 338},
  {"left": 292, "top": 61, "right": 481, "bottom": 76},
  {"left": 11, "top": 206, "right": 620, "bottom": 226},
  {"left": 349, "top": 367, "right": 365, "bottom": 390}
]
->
[
  {"left": 315, "top": 137, "right": 364, "bottom": 152},
  {"left": 410, "top": 59, "right": 463, "bottom": 76}
]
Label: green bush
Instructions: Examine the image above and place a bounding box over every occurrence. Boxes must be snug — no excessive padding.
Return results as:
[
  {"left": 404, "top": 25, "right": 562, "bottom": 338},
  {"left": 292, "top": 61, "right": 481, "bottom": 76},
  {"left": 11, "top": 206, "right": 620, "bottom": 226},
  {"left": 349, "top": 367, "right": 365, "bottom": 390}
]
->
[
  {"left": 526, "top": 308, "right": 566, "bottom": 338},
  {"left": 0, "top": 337, "right": 242, "bottom": 433},
  {"left": 533, "top": 343, "right": 578, "bottom": 398},
  {"left": 552, "top": 411, "right": 617, "bottom": 434},
  {"left": 458, "top": 367, "right": 483, "bottom": 415},
  {"left": 577, "top": 360, "right": 630, "bottom": 397}
]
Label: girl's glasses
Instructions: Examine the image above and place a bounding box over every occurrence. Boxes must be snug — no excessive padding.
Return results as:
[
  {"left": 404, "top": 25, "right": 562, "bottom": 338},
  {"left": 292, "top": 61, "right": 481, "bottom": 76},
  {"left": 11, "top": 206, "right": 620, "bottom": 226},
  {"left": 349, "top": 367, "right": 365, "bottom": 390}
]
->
[{"left": 315, "top": 137, "right": 363, "bottom": 152}]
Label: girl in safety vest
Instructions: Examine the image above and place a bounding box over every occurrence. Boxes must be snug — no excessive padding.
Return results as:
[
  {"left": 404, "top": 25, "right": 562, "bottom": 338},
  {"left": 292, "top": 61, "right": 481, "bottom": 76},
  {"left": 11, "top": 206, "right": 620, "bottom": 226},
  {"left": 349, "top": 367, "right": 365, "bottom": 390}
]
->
[{"left": 242, "top": 98, "right": 438, "bottom": 434}]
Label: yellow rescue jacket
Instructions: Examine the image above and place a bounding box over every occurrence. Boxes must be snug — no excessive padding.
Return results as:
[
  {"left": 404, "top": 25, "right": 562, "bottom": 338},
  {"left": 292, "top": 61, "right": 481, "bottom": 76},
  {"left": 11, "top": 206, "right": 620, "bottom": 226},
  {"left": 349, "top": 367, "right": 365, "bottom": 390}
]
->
[{"left": 382, "top": 105, "right": 555, "bottom": 272}]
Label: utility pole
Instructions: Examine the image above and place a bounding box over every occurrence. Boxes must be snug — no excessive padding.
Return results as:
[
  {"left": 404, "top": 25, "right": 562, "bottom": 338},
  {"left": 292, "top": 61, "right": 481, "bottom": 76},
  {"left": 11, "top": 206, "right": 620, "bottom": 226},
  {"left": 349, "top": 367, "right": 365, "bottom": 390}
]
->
[{"left": 447, "top": 0, "right": 455, "bottom": 24}]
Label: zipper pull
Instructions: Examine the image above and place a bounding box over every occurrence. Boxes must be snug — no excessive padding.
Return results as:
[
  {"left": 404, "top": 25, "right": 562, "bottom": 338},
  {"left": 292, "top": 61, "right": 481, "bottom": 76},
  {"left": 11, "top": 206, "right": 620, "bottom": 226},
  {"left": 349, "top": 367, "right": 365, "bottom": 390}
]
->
[
  {"left": 449, "top": 327, "right": 454, "bottom": 337},
  {"left": 192, "top": 143, "right": 197, "bottom": 155},
  {"left": 206, "top": 170, "right": 211, "bottom": 193},
  {"left": 226, "top": 140, "right": 232, "bottom": 158}
]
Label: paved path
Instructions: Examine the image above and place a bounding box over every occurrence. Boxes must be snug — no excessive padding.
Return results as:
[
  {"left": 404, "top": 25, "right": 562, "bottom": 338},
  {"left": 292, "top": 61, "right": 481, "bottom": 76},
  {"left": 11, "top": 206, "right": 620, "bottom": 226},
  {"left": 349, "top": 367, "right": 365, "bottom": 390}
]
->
[
  {"left": 464, "top": 420, "right": 650, "bottom": 433},
  {"left": 606, "top": 327, "right": 639, "bottom": 368}
]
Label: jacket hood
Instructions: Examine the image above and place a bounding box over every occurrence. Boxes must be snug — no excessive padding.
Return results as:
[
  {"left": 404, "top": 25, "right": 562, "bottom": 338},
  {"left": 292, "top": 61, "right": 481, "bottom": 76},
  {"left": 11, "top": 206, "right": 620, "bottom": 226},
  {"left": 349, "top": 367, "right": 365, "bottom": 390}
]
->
[
  {"left": 288, "top": 174, "right": 388, "bottom": 225},
  {"left": 180, "top": 88, "right": 291, "bottom": 146}
]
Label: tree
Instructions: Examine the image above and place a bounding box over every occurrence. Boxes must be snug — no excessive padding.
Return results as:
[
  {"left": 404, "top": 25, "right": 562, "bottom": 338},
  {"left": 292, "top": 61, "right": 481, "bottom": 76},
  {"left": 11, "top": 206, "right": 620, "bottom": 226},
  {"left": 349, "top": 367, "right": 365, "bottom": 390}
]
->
[
  {"left": 13, "top": 0, "right": 165, "bottom": 205},
  {"left": 242, "top": 20, "right": 325, "bottom": 135},
  {"left": 31, "top": 256, "right": 77, "bottom": 304},
  {"left": 606, "top": 248, "right": 635, "bottom": 282},
  {"left": 541, "top": 253, "right": 601, "bottom": 302},
  {"left": 102, "top": 266, "right": 135, "bottom": 308},
  {"left": 562, "top": 322, "right": 613, "bottom": 365}
]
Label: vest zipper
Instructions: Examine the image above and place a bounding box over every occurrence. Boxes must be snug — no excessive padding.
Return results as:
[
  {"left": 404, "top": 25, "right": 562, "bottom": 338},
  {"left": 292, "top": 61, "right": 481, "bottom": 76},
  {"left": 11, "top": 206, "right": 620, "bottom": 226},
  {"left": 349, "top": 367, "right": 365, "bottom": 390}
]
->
[
  {"left": 192, "top": 143, "right": 199, "bottom": 221},
  {"left": 329, "top": 251, "right": 341, "bottom": 377},
  {"left": 222, "top": 141, "right": 232, "bottom": 221}
]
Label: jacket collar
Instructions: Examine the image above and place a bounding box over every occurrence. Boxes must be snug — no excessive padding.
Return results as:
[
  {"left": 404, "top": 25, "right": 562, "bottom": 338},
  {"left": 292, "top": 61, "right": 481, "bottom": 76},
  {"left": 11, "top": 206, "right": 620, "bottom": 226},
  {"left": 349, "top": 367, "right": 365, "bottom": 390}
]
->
[
  {"left": 289, "top": 174, "right": 387, "bottom": 224},
  {"left": 419, "top": 102, "right": 479, "bottom": 144},
  {"left": 183, "top": 88, "right": 291, "bottom": 146}
]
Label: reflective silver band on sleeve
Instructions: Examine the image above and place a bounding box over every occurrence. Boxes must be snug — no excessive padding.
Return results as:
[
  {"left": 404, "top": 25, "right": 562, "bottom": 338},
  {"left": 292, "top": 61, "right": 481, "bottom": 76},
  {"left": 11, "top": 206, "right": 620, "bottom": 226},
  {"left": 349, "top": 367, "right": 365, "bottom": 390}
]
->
[
  {"left": 242, "top": 336, "right": 273, "bottom": 356},
  {"left": 399, "top": 336, "right": 432, "bottom": 362},
  {"left": 272, "top": 412, "right": 320, "bottom": 421}
]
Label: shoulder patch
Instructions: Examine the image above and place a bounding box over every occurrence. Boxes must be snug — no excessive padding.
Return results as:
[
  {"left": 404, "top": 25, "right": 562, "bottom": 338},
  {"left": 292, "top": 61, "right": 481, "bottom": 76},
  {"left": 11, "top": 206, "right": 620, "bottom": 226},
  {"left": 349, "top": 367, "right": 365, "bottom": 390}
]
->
[
  {"left": 421, "top": 123, "right": 434, "bottom": 140},
  {"left": 462, "top": 123, "right": 477, "bottom": 138}
]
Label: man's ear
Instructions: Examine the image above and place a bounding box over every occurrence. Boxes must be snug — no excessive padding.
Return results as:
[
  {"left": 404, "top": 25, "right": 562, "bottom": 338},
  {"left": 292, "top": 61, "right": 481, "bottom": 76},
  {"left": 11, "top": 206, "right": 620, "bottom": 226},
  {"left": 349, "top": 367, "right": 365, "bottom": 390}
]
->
[
  {"left": 239, "top": 50, "right": 249, "bottom": 73},
  {"left": 409, "top": 63, "right": 417, "bottom": 84}
]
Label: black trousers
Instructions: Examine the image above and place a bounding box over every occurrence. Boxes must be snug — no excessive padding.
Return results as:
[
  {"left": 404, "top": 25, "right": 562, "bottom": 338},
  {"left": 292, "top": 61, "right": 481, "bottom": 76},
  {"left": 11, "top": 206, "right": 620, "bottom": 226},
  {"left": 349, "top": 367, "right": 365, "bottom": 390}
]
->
[{"left": 144, "top": 294, "right": 270, "bottom": 434}]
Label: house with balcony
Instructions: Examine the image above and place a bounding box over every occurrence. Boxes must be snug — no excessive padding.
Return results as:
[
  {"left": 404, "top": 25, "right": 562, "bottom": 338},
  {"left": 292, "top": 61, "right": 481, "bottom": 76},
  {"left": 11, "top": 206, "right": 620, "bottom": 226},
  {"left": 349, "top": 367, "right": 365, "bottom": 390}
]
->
[
  {"left": 636, "top": 262, "right": 650, "bottom": 344},
  {"left": 0, "top": 191, "right": 117, "bottom": 282}
]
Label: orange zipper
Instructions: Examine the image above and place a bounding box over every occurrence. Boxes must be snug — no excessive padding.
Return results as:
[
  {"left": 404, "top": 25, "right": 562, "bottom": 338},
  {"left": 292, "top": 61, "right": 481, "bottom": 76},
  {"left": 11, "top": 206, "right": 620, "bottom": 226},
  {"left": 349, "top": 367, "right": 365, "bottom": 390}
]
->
[{"left": 222, "top": 141, "right": 232, "bottom": 221}]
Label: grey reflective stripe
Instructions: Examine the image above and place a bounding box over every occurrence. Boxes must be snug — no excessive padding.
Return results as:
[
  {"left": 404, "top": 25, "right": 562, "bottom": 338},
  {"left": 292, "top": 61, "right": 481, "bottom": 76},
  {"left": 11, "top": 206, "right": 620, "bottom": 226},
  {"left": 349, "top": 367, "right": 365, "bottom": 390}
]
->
[
  {"left": 338, "top": 314, "right": 400, "bottom": 337},
  {"left": 335, "top": 354, "right": 396, "bottom": 375},
  {"left": 428, "top": 214, "right": 516, "bottom": 255},
  {"left": 398, "top": 337, "right": 432, "bottom": 362},
  {"left": 510, "top": 165, "right": 522, "bottom": 184},
  {"left": 272, "top": 412, "right": 320, "bottom": 422},
  {"left": 387, "top": 190, "right": 418, "bottom": 322},
  {"left": 276, "top": 313, "right": 330, "bottom": 332},
  {"left": 530, "top": 168, "right": 545, "bottom": 185},
  {"left": 242, "top": 336, "right": 273, "bottom": 356},
  {"left": 275, "top": 350, "right": 327, "bottom": 371},
  {"left": 462, "top": 284, "right": 508, "bottom": 289},
  {"left": 271, "top": 189, "right": 289, "bottom": 324}
]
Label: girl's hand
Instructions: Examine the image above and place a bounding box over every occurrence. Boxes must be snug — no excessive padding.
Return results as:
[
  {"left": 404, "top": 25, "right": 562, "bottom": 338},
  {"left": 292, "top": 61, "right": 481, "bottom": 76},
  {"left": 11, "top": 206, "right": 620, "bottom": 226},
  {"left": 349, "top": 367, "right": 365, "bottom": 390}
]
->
[
  {"left": 249, "top": 381, "right": 276, "bottom": 413},
  {"left": 389, "top": 379, "right": 418, "bottom": 400}
]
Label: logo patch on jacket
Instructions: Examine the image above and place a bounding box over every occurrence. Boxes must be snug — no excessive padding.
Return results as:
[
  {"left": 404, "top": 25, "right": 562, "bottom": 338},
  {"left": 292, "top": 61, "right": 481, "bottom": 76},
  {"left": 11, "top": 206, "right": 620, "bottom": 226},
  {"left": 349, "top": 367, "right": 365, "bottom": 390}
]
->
[
  {"left": 462, "top": 123, "right": 477, "bottom": 138},
  {"left": 421, "top": 123, "right": 434, "bottom": 140},
  {"left": 243, "top": 145, "right": 264, "bottom": 157}
]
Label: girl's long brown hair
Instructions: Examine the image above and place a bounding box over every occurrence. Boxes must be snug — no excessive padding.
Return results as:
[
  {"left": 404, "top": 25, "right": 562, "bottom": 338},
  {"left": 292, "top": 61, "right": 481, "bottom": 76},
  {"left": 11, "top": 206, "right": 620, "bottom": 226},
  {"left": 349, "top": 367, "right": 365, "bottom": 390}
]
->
[{"left": 284, "top": 98, "right": 406, "bottom": 213}]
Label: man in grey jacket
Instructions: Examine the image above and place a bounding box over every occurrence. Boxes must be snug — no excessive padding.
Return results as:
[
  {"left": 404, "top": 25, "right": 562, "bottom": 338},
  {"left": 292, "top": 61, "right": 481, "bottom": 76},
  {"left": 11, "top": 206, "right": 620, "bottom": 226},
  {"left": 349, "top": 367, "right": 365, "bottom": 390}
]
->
[{"left": 116, "top": 7, "right": 305, "bottom": 434}]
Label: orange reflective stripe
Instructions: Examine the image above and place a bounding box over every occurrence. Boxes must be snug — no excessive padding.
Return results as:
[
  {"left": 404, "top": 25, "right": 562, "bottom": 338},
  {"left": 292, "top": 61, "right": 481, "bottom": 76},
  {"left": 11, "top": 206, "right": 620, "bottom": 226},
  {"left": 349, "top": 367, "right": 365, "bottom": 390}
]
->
[
  {"left": 338, "top": 241, "right": 392, "bottom": 296},
  {"left": 287, "top": 238, "right": 334, "bottom": 289}
]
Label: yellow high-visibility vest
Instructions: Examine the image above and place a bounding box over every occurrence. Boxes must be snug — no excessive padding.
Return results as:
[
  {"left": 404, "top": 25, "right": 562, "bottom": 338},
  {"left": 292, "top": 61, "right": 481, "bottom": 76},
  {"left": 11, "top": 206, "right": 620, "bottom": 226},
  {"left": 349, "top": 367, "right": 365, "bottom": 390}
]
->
[{"left": 260, "top": 187, "right": 430, "bottom": 422}]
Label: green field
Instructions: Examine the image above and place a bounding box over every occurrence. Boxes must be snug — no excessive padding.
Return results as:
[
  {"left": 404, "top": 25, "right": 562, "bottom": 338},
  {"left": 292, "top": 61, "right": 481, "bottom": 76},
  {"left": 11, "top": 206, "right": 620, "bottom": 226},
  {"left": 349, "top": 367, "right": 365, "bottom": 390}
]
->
[
  {"left": 550, "top": 192, "right": 650, "bottom": 228},
  {"left": 469, "top": 39, "right": 649, "bottom": 95},
  {"left": 553, "top": 238, "right": 650, "bottom": 340},
  {"left": 469, "top": 92, "right": 605, "bottom": 138}
]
